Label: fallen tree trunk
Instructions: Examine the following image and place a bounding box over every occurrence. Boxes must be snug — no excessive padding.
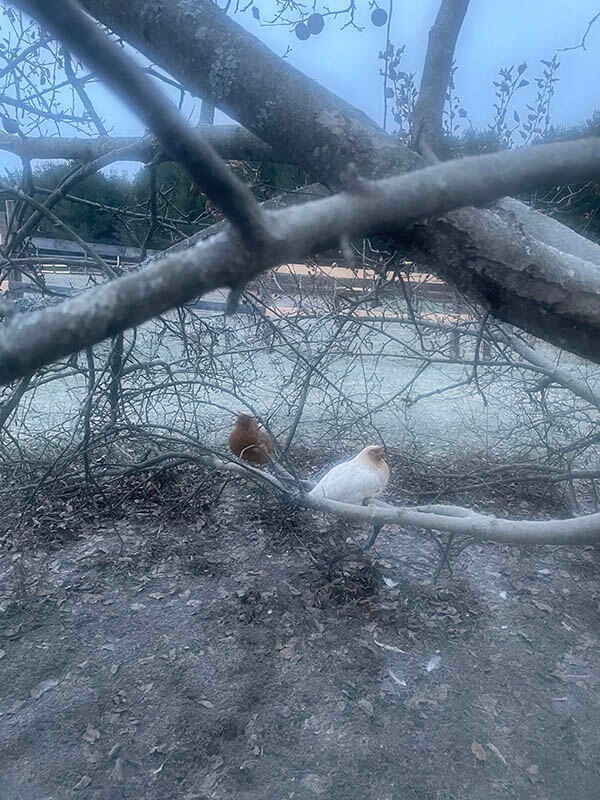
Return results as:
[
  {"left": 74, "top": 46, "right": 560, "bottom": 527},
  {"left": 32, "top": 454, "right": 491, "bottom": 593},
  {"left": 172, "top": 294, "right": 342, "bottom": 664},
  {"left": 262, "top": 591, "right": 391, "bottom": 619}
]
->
[
  {"left": 2, "top": 137, "right": 599, "bottom": 383},
  {"left": 75, "top": 0, "right": 600, "bottom": 364}
]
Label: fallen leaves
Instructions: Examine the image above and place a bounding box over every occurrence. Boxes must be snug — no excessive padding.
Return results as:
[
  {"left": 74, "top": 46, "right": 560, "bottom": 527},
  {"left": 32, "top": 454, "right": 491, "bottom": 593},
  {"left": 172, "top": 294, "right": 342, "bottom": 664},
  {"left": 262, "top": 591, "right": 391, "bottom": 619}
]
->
[
  {"left": 358, "top": 698, "right": 374, "bottom": 717},
  {"left": 476, "top": 694, "right": 498, "bottom": 716},
  {"left": 471, "top": 740, "right": 487, "bottom": 761},
  {"left": 373, "top": 636, "right": 408, "bottom": 654},
  {"left": 407, "top": 684, "right": 449, "bottom": 712},
  {"left": 487, "top": 742, "right": 507, "bottom": 765},
  {"left": 532, "top": 599, "right": 553, "bottom": 614},
  {"left": 83, "top": 723, "right": 101, "bottom": 743},
  {"left": 1, "top": 623, "right": 23, "bottom": 639},
  {"left": 300, "top": 773, "right": 328, "bottom": 795},
  {"left": 527, "top": 764, "right": 541, "bottom": 783},
  {"left": 387, "top": 669, "right": 407, "bottom": 687},
  {"left": 30, "top": 678, "right": 58, "bottom": 699},
  {"left": 426, "top": 655, "right": 442, "bottom": 672},
  {"left": 73, "top": 775, "right": 91, "bottom": 790},
  {"left": 81, "top": 593, "right": 102, "bottom": 604}
]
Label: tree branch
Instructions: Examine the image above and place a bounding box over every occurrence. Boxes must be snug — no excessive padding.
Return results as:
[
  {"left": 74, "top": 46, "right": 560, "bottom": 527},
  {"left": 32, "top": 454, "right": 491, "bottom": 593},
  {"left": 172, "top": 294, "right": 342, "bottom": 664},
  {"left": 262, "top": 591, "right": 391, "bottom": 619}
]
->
[
  {"left": 496, "top": 324, "right": 600, "bottom": 411},
  {"left": 0, "top": 180, "right": 118, "bottom": 279},
  {"left": 62, "top": 48, "right": 108, "bottom": 135},
  {"left": 411, "top": 0, "right": 470, "bottom": 156},
  {"left": 203, "top": 453, "right": 600, "bottom": 546},
  {"left": 1, "top": 137, "right": 600, "bottom": 384},
  {"left": 0, "top": 126, "right": 281, "bottom": 164},
  {"left": 73, "top": 0, "right": 600, "bottom": 365},
  {"left": 0, "top": 92, "right": 87, "bottom": 123},
  {"left": 303, "top": 494, "right": 600, "bottom": 546},
  {"left": 559, "top": 10, "right": 600, "bottom": 51},
  {"left": 78, "top": 0, "right": 421, "bottom": 187}
]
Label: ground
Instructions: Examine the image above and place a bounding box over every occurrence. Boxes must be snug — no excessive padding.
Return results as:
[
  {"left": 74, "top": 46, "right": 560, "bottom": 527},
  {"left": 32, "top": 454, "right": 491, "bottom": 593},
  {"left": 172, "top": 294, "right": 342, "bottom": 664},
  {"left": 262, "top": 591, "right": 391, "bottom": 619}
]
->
[{"left": 0, "top": 459, "right": 599, "bottom": 800}]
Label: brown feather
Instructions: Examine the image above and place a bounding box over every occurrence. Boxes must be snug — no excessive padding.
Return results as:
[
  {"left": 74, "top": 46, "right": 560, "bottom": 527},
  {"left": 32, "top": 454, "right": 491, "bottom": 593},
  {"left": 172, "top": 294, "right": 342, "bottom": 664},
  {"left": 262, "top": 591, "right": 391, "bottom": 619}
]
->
[
  {"left": 356, "top": 445, "right": 390, "bottom": 483},
  {"left": 228, "top": 413, "right": 274, "bottom": 467}
]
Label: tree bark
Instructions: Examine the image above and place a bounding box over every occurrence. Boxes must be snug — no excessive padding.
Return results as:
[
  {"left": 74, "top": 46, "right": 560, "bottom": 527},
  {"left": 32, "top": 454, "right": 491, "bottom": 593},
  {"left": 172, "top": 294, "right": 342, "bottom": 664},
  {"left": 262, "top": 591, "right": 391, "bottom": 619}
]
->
[
  {"left": 76, "top": 0, "right": 600, "bottom": 363},
  {"left": 411, "top": 0, "right": 470, "bottom": 155},
  {"left": 0, "top": 126, "right": 280, "bottom": 163},
  {"left": 78, "top": 0, "right": 420, "bottom": 187}
]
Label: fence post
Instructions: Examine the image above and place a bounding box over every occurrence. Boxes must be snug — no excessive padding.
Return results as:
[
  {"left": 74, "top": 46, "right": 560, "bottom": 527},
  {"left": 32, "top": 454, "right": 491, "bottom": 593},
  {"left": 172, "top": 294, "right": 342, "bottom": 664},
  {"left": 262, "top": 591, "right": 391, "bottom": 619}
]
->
[
  {"left": 5, "top": 200, "right": 23, "bottom": 299},
  {"left": 450, "top": 329, "right": 461, "bottom": 358}
]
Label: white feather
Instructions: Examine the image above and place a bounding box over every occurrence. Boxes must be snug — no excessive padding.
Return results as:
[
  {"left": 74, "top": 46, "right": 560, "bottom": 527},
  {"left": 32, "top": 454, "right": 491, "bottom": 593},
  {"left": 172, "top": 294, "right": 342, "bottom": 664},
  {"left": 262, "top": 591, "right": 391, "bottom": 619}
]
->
[{"left": 308, "top": 451, "right": 388, "bottom": 505}]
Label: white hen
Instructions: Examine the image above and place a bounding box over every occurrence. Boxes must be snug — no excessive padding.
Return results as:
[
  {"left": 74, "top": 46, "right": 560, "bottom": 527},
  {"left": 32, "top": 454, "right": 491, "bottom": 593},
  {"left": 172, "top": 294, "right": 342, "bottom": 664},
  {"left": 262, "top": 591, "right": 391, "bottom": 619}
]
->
[{"left": 308, "top": 445, "right": 390, "bottom": 505}]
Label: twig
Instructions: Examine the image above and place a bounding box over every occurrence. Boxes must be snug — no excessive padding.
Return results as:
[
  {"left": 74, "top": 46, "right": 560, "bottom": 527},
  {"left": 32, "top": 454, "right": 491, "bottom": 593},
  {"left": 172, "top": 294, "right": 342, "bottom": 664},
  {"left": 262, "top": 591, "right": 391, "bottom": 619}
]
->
[
  {"left": 63, "top": 48, "right": 108, "bottom": 135},
  {"left": 559, "top": 11, "right": 600, "bottom": 51},
  {"left": 472, "top": 311, "right": 489, "bottom": 406}
]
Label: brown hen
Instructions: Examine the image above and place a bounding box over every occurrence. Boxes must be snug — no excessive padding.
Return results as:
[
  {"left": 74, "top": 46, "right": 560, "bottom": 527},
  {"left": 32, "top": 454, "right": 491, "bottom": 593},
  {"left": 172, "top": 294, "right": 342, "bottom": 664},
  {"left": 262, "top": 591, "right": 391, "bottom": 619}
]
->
[{"left": 228, "top": 412, "right": 274, "bottom": 467}]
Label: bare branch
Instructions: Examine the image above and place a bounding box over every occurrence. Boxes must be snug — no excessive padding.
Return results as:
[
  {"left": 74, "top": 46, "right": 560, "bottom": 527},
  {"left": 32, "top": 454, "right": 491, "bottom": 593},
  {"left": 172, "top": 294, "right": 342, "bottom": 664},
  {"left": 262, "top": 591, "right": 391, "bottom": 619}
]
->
[
  {"left": 303, "top": 494, "right": 600, "bottom": 546},
  {"left": 0, "top": 92, "right": 87, "bottom": 123},
  {"left": 0, "top": 126, "right": 281, "bottom": 164},
  {"left": 4, "top": 141, "right": 145, "bottom": 252},
  {"left": 0, "top": 33, "right": 50, "bottom": 79},
  {"left": 202, "top": 454, "right": 600, "bottom": 547},
  {"left": 78, "top": 0, "right": 421, "bottom": 186},
  {"left": 496, "top": 324, "right": 600, "bottom": 411},
  {"left": 0, "top": 180, "right": 118, "bottom": 279},
  {"left": 559, "top": 10, "right": 600, "bottom": 52},
  {"left": 62, "top": 48, "right": 108, "bottom": 135},
  {"left": 411, "top": 0, "right": 470, "bottom": 156}
]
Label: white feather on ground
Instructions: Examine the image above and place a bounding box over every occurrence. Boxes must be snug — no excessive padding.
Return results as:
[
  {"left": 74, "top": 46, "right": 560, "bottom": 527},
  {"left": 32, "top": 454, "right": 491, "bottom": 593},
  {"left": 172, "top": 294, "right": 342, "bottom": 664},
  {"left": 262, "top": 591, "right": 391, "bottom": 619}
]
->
[{"left": 308, "top": 445, "right": 390, "bottom": 505}]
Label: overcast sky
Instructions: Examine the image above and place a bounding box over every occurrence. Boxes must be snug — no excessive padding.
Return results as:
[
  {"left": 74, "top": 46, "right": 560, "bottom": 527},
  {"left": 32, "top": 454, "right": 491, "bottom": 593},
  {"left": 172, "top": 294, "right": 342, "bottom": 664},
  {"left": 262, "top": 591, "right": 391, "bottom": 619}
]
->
[{"left": 2, "top": 1, "right": 599, "bottom": 176}]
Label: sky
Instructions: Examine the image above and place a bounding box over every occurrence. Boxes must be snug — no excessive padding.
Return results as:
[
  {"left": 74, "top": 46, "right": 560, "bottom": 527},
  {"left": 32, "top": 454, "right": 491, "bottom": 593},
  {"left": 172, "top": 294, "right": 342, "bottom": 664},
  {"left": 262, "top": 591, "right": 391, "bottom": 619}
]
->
[{"left": 2, "top": 1, "right": 599, "bottom": 176}]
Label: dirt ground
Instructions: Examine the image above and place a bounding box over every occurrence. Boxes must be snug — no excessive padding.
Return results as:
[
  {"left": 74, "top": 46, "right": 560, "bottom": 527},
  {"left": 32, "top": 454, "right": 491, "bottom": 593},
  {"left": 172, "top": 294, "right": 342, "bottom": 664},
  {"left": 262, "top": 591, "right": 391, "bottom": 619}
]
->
[{"left": 1, "top": 460, "right": 599, "bottom": 800}]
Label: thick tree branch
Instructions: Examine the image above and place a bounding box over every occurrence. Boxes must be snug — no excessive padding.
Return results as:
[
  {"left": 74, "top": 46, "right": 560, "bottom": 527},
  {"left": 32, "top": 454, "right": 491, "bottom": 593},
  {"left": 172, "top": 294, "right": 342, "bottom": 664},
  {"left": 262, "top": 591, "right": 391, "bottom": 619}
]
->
[
  {"left": 1, "top": 138, "right": 600, "bottom": 384},
  {"left": 303, "top": 495, "right": 600, "bottom": 546},
  {"left": 73, "top": 0, "right": 600, "bottom": 364},
  {"left": 0, "top": 127, "right": 281, "bottom": 164},
  {"left": 78, "top": 0, "right": 420, "bottom": 187},
  {"left": 411, "top": 0, "right": 470, "bottom": 156}
]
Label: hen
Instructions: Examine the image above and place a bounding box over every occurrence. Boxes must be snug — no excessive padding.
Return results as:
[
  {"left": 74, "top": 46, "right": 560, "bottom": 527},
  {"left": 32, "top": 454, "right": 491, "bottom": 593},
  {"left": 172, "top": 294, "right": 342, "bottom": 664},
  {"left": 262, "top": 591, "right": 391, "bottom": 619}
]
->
[
  {"left": 308, "top": 445, "right": 390, "bottom": 505},
  {"left": 228, "top": 412, "right": 274, "bottom": 467}
]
